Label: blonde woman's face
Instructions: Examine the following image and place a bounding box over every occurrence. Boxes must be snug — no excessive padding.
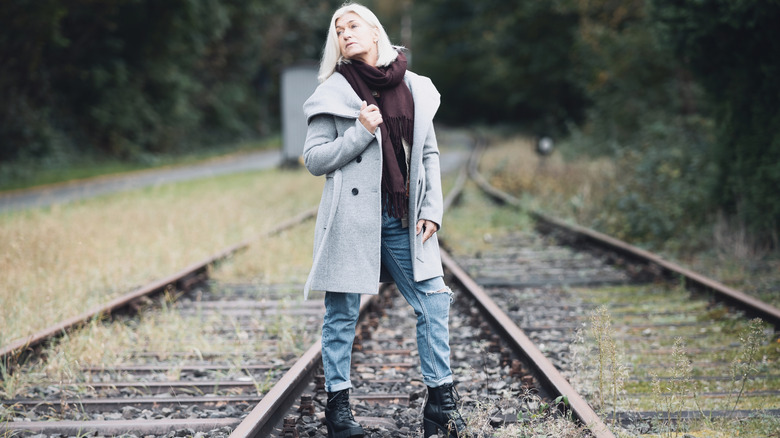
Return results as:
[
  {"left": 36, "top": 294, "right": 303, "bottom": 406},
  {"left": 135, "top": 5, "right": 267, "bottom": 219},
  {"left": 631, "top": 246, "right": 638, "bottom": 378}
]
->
[{"left": 335, "top": 12, "right": 379, "bottom": 65}]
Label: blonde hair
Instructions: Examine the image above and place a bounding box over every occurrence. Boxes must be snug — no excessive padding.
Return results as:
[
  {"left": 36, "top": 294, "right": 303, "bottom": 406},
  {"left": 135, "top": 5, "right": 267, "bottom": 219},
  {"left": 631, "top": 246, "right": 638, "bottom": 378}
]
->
[{"left": 318, "top": 3, "right": 400, "bottom": 83}]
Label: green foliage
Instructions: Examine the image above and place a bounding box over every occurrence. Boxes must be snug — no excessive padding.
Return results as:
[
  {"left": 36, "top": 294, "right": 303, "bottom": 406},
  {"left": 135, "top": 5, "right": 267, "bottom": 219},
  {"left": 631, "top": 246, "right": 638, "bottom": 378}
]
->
[
  {"left": 412, "top": 0, "right": 587, "bottom": 131},
  {"left": 574, "top": 0, "right": 694, "bottom": 153},
  {"left": 3, "top": 0, "right": 777, "bottom": 246},
  {"left": 728, "top": 318, "right": 766, "bottom": 414},
  {"left": 591, "top": 119, "right": 718, "bottom": 251},
  {"left": 0, "top": 0, "right": 339, "bottom": 166},
  {"left": 652, "top": 0, "right": 780, "bottom": 239},
  {"left": 559, "top": 0, "right": 722, "bottom": 251}
]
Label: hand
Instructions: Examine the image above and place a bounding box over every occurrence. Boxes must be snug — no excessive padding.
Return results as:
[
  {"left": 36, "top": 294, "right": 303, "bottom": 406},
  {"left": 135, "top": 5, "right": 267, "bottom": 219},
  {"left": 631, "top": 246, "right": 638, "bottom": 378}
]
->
[
  {"left": 359, "top": 100, "right": 382, "bottom": 133},
  {"left": 416, "top": 219, "right": 438, "bottom": 244}
]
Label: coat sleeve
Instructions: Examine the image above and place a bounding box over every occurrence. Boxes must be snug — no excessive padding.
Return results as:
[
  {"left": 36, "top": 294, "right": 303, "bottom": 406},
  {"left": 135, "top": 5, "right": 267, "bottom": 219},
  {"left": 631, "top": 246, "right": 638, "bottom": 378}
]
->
[
  {"left": 303, "top": 114, "right": 376, "bottom": 176},
  {"left": 418, "top": 124, "right": 444, "bottom": 229}
]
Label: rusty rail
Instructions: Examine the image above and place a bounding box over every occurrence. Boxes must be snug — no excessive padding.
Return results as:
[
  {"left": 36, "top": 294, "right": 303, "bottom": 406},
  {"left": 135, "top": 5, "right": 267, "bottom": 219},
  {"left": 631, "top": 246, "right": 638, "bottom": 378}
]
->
[
  {"left": 468, "top": 138, "right": 780, "bottom": 328},
  {"left": 440, "top": 249, "right": 616, "bottom": 438},
  {"left": 0, "top": 207, "right": 317, "bottom": 369},
  {"left": 229, "top": 137, "right": 614, "bottom": 438},
  {"left": 229, "top": 293, "right": 377, "bottom": 437}
]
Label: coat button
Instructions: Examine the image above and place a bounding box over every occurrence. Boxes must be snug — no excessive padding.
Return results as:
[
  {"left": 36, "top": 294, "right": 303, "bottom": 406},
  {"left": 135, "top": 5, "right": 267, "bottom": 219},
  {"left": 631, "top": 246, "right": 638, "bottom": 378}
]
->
[
  {"left": 352, "top": 188, "right": 359, "bottom": 195},
  {"left": 356, "top": 155, "right": 362, "bottom": 163}
]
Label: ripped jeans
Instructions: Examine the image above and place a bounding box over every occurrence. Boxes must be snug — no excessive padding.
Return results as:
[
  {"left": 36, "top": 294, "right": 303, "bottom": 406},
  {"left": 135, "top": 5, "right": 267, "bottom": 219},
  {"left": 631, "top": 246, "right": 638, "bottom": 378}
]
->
[{"left": 321, "top": 211, "right": 454, "bottom": 392}]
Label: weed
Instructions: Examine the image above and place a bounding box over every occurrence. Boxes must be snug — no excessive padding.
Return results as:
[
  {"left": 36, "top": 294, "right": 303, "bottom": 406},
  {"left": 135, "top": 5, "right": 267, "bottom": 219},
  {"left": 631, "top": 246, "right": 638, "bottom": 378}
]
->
[
  {"left": 0, "top": 361, "right": 24, "bottom": 400},
  {"left": 512, "top": 391, "right": 586, "bottom": 437},
  {"left": 248, "top": 368, "right": 276, "bottom": 396},
  {"left": 650, "top": 337, "right": 696, "bottom": 438},
  {"left": 727, "top": 318, "right": 766, "bottom": 415},
  {"left": 588, "top": 305, "right": 628, "bottom": 421},
  {"left": 461, "top": 388, "right": 587, "bottom": 437}
]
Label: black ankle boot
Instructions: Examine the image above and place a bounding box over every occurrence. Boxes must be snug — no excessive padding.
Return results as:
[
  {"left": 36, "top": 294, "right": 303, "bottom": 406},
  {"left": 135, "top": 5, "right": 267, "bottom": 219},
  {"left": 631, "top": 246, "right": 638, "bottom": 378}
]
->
[
  {"left": 423, "top": 383, "right": 467, "bottom": 437},
  {"left": 324, "top": 389, "right": 364, "bottom": 438}
]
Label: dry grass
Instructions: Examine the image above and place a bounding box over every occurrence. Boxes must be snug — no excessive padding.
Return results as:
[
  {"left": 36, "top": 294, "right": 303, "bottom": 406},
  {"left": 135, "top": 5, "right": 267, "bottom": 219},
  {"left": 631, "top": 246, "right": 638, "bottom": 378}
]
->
[
  {"left": 0, "top": 167, "right": 323, "bottom": 347},
  {"left": 211, "top": 222, "right": 315, "bottom": 285},
  {"left": 479, "top": 135, "right": 615, "bottom": 224},
  {"left": 479, "top": 134, "right": 780, "bottom": 309},
  {"left": 1, "top": 224, "right": 322, "bottom": 398},
  {"left": 462, "top": 389, "right": 589, "bottom": 437},
  {"left": 440, "top": 181, "right": 535, "bottom": 257}
]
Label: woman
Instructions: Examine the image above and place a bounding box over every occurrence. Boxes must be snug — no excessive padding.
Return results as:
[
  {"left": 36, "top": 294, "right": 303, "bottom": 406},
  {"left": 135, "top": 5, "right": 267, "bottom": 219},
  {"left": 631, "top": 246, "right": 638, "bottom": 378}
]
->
[{"left": 302, "top": 3, "right": 466, "bottom": 438}]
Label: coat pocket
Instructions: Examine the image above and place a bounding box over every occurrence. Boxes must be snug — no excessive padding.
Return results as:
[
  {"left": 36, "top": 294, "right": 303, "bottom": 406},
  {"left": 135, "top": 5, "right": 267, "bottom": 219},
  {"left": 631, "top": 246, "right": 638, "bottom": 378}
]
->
[{"left": 414, "top": 226, "right": 439, "bottom": 263}]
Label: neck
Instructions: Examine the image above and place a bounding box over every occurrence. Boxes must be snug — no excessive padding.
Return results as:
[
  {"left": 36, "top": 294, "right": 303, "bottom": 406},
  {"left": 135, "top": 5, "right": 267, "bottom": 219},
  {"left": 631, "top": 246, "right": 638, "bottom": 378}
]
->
[{"left": 351, "top": 50, "right": 378, "bottom": 67}]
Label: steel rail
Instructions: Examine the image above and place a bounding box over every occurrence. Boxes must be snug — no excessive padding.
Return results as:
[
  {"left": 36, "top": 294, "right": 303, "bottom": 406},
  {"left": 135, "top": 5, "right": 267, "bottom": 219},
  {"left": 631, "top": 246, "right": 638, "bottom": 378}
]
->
[
  {"left": 440, "top": 249, "right": 616, "bottom": 438},
  {"left": 228, "top": 253, "right": 616, "bottom": 437},
  {"left": 222, "top": 137, "right": 780, "bottom": 437},
  {"left": 1, "top": 148, "right": 466, "bottom": 436},
  {"left": 229, "top": 291, "right": 379, "bottom": 437},
  {"left": 226, "top": 145, "right": 470, "bottom": 438},
  {"left": 468, "top": 139, "right": 780, "bottom": 328},
  {"left": 229, "top": 137, "right": 615, "bottom": 437},
  {"left": 0, "top": 207, "right": 317, "bottom": 370}
]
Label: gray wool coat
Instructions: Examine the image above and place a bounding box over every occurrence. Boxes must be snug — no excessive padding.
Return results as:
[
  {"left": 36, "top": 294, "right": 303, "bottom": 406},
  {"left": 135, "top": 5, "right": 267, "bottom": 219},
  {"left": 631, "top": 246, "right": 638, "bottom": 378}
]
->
[{"left": 302, "top": 70, "right": 444, "bottom": 298}]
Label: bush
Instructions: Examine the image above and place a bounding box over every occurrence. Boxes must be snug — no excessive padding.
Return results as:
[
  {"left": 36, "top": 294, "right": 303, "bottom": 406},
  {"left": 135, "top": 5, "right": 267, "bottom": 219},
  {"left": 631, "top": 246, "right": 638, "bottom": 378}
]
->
[
  {"left": 591, "top": 116, "right": 718, "bottom": 252},
  {"left": 653, "top": 0, "right": 780, "bottom": 241}
]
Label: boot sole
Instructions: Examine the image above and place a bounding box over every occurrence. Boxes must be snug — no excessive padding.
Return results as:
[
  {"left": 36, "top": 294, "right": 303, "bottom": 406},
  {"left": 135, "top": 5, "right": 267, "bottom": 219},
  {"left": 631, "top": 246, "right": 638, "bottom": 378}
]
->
[{"left": 324, "top": 420, "right": 364, "bottom": 438}]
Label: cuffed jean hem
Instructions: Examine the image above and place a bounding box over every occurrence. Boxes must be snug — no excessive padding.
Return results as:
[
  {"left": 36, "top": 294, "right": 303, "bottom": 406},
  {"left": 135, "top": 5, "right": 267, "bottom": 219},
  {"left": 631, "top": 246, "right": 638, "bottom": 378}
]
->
[
  {"left": 424, "top": 375, "right": 454, "bottom": 388},
  {"left": 325, "top": 380, "right": 353, "bottom": 393}
]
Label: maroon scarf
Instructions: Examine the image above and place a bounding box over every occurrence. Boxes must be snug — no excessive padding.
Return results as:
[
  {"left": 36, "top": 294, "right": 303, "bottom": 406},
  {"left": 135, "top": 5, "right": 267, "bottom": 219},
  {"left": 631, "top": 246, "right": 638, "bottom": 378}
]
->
[{"left": 338, "top": 52, "right": 414, "bottom": 219}]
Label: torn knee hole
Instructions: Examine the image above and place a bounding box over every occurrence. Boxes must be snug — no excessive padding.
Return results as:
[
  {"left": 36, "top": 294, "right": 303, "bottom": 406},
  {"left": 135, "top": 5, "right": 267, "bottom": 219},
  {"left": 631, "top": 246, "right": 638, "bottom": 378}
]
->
[{"left": 425, "top": 286, "right": 452, "bottom": 296}]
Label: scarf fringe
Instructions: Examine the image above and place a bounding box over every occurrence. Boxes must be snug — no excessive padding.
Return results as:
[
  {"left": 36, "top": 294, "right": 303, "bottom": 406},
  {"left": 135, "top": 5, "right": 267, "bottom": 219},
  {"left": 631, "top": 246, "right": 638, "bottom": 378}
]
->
[
  {"left": 385, "top": 115, "right": 414, "bottom": 155},
  {"left": 384, "top": 191, "right": 408, "bottom": 219},
  {"left": 337, "top": 52, "right": 413, "bottom": 221}
]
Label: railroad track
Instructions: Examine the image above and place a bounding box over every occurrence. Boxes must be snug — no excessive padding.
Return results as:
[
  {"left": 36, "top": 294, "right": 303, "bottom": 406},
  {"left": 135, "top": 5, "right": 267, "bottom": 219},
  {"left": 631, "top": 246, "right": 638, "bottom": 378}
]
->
[
  {"left": 459, "top": 138, "right": 780, "bottom": 436},
  {"left": 2, "top": 134, "right": 778, "bottom": 437},
  {"left": 0, "top": 209, "right": 316, "bottom": 437},
  {"left": 0, "top": 276, "right": 326, "bottom": 435}
]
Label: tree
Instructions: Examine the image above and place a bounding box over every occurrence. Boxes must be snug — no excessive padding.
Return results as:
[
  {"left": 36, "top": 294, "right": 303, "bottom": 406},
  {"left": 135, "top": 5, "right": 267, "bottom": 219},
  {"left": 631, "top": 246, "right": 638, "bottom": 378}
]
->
[
  {"left": 412, "top": 0, "right": 586, "bottom": 131},
  {"left": 0, "top": 0, "right": 340, "bottom": 163},
  {"left": 653, "top": 0, "right": 780, "bottom": 239}
]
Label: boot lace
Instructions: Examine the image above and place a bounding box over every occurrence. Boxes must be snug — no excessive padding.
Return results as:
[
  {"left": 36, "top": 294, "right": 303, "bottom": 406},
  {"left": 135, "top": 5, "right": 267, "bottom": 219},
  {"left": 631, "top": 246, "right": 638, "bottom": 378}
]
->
[
  {"left": 442, "top": 384, "right": 466, "bottom": 431},
  {"left": 330, "top": 391, "right": 356, "bottom": 422},
  {"left": 441, "top": 384, "right": 461, "bottom": 411}
]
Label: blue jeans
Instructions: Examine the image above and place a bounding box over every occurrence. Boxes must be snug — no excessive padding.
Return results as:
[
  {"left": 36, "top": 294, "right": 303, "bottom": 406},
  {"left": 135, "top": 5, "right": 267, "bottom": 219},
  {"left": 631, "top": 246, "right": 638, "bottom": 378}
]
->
[{"left": 321, "top": 212, "right": 454, "bottom": 392}]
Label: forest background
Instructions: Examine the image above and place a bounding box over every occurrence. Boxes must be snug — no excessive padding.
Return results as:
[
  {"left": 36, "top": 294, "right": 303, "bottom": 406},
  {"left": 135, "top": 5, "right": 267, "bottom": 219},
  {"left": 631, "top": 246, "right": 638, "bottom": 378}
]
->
[{"left": 1, "top": 0, "right": 778, "bottom": 252}]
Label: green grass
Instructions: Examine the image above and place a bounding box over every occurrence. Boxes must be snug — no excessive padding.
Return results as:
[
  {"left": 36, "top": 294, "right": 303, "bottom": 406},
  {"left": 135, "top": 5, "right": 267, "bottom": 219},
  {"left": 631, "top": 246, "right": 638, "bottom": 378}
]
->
[
  {"left": 0, "top": 163, "right": 322, "bottom": 347},
  {"left": 439, "top": 180, "right": 535, "bottom": 255},
  {"left": 478, "top": 134, "right": 780, "bottom": 309},
  {"left": 0, "top": 136, "right": 280, "bottom": 192},
  {"left": 444, "top": 138, "right": 780, "bottom": 437}
]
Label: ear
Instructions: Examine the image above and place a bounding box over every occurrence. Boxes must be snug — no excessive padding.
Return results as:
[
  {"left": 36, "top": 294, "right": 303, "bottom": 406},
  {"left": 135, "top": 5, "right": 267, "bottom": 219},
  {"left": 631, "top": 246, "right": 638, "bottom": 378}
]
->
[{"left": 372, "top": 28, "right": 380, "bottom": 43}]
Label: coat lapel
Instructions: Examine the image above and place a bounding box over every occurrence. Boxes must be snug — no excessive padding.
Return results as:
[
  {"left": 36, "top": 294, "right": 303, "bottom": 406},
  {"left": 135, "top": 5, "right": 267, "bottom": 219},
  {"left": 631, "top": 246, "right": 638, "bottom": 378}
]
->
[
  {"left": 305, "top": 71, "right": 440, "bottom": 143},
  {"left": 303, "top": 73, "right": 362, "bottom": 123},
  {"left": 406, "top": 72, "right": 440, "bottom": 163}
]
